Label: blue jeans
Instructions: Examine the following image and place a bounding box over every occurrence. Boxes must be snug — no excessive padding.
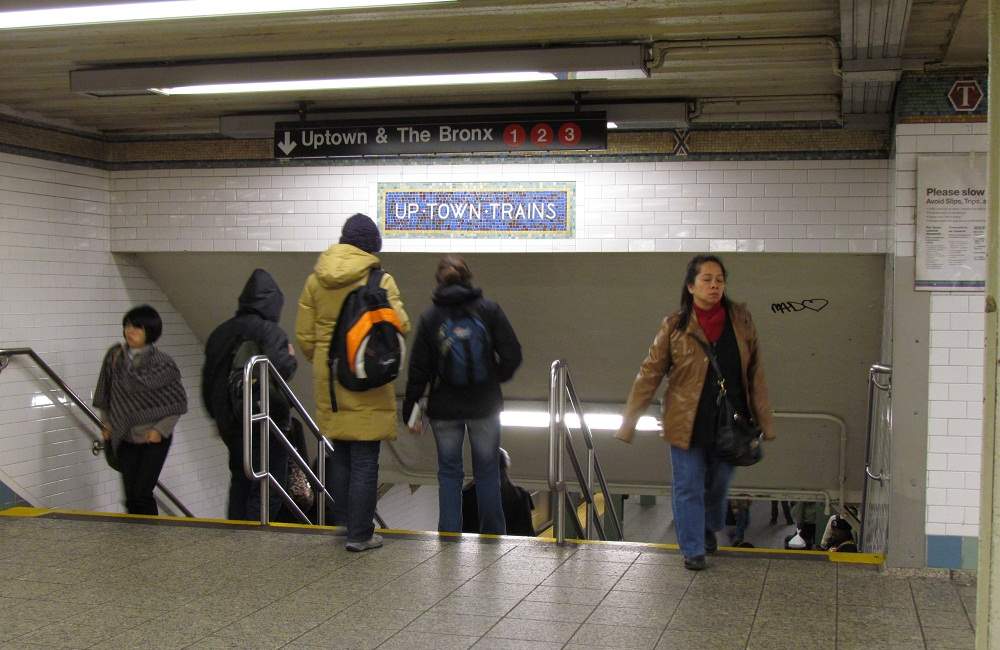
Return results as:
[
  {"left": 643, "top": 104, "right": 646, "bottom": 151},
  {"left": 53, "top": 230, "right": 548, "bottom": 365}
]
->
[
  {"left": 670, "top": 445, "right": 735, "bottom": 558},
  {"left": 431, "top": 415, "right": 506, "bottom": 535},
  {"left": 327, "top": 440, "right": 381, "bottom": 543}
]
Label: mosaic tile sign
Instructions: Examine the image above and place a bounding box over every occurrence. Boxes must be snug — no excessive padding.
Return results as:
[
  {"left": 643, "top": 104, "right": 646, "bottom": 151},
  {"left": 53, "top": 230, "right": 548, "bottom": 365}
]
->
[{"left": 379, "top": 182, "right": 574, "bottom": 237}]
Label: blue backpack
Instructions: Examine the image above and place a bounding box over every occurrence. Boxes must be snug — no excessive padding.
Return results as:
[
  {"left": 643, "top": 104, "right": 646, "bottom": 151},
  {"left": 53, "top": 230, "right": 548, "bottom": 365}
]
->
[{"left": 436, "top": 307, "right": 492, "bottom": 387}]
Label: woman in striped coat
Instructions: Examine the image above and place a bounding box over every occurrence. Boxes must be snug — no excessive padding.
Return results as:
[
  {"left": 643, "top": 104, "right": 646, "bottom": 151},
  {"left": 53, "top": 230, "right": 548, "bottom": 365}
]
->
[{"left": 93, "top": 305, "right": 187, "bottom": 515}]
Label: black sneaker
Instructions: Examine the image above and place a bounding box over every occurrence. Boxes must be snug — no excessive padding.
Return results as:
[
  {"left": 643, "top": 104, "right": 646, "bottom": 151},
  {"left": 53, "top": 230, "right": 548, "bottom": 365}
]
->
[
  {"left": 684, "top": 555, "right": 707, "bottom": 571},
  {"left": 705, "top": 530, "right": 718, "bottom": 554}
]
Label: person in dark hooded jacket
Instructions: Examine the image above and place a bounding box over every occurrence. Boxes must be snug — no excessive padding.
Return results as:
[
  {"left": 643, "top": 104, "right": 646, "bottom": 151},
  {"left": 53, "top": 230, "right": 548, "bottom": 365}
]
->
[
  {"left": 403, "top": 255, "right": 522, "bottom": 534},
  {"left": 202, "top": 268, "right": 297, "bottom": 520}
]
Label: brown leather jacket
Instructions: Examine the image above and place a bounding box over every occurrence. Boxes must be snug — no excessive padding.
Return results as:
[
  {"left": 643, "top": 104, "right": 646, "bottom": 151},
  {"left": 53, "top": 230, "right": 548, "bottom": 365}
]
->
[{"left": 616, "top": 302, "right": 774, "bottom": 449}]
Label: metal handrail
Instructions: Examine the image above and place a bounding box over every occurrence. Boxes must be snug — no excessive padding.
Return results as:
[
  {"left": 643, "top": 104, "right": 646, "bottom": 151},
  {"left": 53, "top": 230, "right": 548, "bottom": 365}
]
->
[
  {"left": 860, "top": 363, "right": 892, "bottom": 549},
  {"left": 863, "top": 364, "right": 892, "bottom": 484},
  {"left": 772, "top": 410, "right": 848, "bottom": 512},
  {"left": 0, "top": 347, "right": 193, "bottom": 518},
  {"left": 548, "top": 360, "right": 624, "bottom": 544},
  {"left": 242, "top": 354, "right": 386, "bottom": 528}
]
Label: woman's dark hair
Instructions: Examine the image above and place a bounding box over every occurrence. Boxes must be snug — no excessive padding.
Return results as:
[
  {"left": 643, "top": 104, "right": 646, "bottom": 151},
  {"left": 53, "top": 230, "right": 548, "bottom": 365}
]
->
[
  {"left": 122, "top": 304, "right": 163, "bottom": 344},
  {"left": 435, "top": 255, "right": 473, "bottom": 286},
  {"left": 677, "top": 254, "right": 730, "bottom": 330}
]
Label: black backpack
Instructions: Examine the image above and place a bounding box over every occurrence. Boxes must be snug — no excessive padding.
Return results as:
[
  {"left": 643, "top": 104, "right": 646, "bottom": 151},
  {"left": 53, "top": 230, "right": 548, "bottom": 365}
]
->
[
  {"left": 436, "top": 306, "right": 492, "bottom": 387},
  {"left": 326, "top": 269, "right": 406, "bottom": 410},
  {"left": 228, "top": 338, "right": 290, "bottom": 426}
]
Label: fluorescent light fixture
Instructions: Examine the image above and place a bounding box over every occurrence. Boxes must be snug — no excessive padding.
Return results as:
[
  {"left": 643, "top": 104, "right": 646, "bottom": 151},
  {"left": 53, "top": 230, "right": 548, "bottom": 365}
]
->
[
  {"left": 152, "top": 72, "right": 557, "bottom": 95},
  {"left": 500, "top": 410, "right": 660, "bottom": 432},
  {"left": 606, "top": 121, "right": 619, "bottom": 129},
  {"left": 0, "top": 0, "right": 455, "bottom": 29},
  {"left": 71, "top": 45, "right": 648, "bottom": 97}
]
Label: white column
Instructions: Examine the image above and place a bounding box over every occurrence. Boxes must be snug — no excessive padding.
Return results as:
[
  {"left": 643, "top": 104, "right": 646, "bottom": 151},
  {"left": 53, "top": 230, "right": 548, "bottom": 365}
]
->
[{"left": 976, "top": 1, "right": 1000, "bottom": 646}]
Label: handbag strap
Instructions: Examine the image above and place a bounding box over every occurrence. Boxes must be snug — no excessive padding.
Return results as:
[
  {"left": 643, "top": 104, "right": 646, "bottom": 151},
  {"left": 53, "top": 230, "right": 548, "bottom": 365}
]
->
[
  {"left": 689, "top": 333, "right": 758, "bottom": 426},
  {"left": 688, "top": 333, "right": 729, "bottom": 397}
]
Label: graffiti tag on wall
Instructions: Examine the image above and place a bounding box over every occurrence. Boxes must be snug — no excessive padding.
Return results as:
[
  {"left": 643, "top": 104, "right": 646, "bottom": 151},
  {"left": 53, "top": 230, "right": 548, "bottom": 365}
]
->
[{"left": 771, "top": 299, "right": 829, "bottom": 314}]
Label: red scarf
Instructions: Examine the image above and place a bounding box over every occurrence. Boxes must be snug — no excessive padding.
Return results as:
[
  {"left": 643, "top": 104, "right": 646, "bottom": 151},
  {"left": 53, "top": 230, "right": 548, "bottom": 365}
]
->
[{"left": 694, "top": 302, "right": 725, "bottom": 343}]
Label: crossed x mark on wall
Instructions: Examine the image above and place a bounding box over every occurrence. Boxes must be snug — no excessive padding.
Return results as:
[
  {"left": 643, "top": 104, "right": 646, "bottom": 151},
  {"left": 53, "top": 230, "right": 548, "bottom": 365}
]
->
[{"left": 671, "top": 129, "right": 691, "bottom": 156}]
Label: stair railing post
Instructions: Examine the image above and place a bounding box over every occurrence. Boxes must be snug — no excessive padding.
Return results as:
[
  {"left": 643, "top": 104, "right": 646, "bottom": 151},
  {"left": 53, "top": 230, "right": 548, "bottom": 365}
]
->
[{"left": 258, "top": 359, "right": 270, "bottom": 526}]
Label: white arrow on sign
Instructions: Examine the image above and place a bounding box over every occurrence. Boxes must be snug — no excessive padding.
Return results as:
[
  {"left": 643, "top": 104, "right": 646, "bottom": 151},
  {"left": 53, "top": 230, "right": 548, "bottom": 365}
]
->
[{"left": 277, "top": 132, "right": 297, "bottom": 156}]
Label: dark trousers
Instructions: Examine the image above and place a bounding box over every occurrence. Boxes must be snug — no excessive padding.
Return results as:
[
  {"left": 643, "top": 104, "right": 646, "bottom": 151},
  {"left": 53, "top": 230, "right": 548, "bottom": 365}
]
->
[
  {"left": 117, "top": 437, "right": 172, "bottom": 515},
  {"left": 327, "top": 440, "right": 380, "bottom": 543},
  {"left": 222, "top": 423, "right": 288, "bottom": 521}
]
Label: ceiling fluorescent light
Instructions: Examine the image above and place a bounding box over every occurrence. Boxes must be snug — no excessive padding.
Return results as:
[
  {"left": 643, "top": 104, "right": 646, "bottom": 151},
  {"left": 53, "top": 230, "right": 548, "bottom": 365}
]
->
[
  {"left": 71, "top": 45, "right": 648, "bottom": 97},
  {"left": 0, "top": 1, "right": 455, "bottom": 29},
  {"left": 152, "top": 72, "right": 557, "bottom": 95},
  {"left": 606, "top": 121, "right": 619, "bottom": 129}
]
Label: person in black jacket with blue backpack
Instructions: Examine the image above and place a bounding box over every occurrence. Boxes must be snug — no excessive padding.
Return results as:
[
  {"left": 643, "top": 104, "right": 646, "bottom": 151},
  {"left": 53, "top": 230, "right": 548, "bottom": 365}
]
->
[{"left": 403, "top": 255, "right": 522, "bottom": 535}]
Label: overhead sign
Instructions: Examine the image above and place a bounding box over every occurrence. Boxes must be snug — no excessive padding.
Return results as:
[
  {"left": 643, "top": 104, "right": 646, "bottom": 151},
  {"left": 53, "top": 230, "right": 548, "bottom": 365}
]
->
[
  {"left": 378, "top": 182, "right": 574, "bottom": 238},
  {"left": 948, "top": 80, "right": 984, "bottom": 113},
  {"left": 915, "top": 156, "right": 986, "bottom": 291},
  {"left": 274, "top": 113, "right": 606, "bottom": 158}
]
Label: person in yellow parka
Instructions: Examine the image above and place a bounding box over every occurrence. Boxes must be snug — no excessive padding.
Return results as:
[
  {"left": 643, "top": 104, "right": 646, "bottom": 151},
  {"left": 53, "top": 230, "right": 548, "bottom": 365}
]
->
[{"left": 296, "top": 213, "right": 410, "bottom": 552}]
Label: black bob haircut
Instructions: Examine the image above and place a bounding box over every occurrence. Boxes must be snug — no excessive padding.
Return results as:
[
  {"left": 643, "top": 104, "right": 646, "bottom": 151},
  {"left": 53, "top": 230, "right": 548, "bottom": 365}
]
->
[{"left": 122, "top": 304, "right": 163, "bottom": 344}]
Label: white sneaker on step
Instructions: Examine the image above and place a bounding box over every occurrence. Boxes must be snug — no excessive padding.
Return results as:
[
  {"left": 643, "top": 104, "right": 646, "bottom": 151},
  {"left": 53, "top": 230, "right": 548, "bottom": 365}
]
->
[{"left": 345, "top": 533, "right": 383, "bottom": 552}]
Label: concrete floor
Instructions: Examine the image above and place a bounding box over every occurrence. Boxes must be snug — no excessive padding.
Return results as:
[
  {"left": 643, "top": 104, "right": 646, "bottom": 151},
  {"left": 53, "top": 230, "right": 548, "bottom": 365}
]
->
[{"left": 0, "top": 510, "right": 977, "bottom": 650}]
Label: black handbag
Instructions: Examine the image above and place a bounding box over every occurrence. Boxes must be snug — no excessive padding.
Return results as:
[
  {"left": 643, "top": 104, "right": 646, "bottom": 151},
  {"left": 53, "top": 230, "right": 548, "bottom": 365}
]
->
[
  {"left": 691, "top": 335, "right": 764, "bottom": 467},
  {"left": 93, "top": 438, "right": 120, "bottom": 471}
]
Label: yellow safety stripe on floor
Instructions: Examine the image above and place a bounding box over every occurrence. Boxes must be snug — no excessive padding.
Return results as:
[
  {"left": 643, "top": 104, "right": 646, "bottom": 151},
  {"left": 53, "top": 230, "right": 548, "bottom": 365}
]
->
[
  {"left": 0, "top": 506, "right": 884, "bottom": 565},
  {"left": 0, "top": 506, "right": 48, "bottom": 517}
]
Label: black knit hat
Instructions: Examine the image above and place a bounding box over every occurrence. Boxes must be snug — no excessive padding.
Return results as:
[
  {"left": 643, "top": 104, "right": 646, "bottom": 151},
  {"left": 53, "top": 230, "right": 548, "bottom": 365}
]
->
[{"left": 339, "top": 213, "right": 382, "bottom": 253}]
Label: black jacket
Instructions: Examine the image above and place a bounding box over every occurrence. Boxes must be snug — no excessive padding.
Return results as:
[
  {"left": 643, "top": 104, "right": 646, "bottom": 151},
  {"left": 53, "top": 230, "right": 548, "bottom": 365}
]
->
[
  {"left": 202, "top": 269, "right": 297, "bottom": 434},
  {"left": 403, "top": 283, "right": 521, "bottom": 422},
  {"left": 690, "top": 316, "right": 749, "bottom": 449},
  {"left": 462, "top": 472, "right": 536, "bottom": 537}
]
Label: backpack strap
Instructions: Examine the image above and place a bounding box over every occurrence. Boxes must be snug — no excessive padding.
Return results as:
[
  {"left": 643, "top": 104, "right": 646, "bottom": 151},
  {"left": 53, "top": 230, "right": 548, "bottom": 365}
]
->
[
  {"left": 326, "top": 268, "right": 385, "bottom": 413},
  {"left": 367, "top": 267, "right": 385, "bottom": 290}
]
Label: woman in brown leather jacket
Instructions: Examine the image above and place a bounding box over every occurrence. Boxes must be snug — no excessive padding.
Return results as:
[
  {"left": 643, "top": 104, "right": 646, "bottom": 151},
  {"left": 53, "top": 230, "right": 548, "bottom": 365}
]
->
[{"left": 615, "top": 254, "right": 773, "bottom": 571}]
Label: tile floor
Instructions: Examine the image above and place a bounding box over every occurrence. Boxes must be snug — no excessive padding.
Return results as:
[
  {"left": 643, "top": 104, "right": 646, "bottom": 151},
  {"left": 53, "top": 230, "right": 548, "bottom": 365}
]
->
[{"left": 0, "top": 513, "right": 977, "bottom": 650}]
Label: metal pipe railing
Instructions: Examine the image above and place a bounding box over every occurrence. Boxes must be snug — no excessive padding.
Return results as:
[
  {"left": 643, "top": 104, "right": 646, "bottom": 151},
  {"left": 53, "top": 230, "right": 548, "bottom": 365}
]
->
[
  {"left": 860, "top": 363, "right": 892, "bottom": 551},
  {"left": 0, "top": 347, "right": 194, "bottom": 518},
  {"left": 242, "top": 354, "right": 385, "bottom": 528},
  {"left": 564, "top": 372, "right": 624, "bottom": 540},
  {"left": 772, "top": 410, "right": 848, "bottom": 513},
  {"left": 548, "top": 359, "right": 624, "bottom": 544}
]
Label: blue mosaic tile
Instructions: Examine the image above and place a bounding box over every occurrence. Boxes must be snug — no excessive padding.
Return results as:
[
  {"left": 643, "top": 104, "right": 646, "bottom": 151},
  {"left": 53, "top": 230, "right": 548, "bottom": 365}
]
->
[
  {"left": 927, "top": 534, "right": 963, "bottom": 569},
  {"left": 896, "top": 71, "right": 988, "bottom": 119},
  {"left": 378, "top": 182, "right": 574, "bottom": 238}
]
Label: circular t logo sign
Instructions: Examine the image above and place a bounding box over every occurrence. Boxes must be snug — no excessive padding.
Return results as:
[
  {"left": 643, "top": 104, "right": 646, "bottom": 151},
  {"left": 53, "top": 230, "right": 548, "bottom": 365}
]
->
[
  {"left": 503, "top": 124, "right": 526, "bottom": 148},
  {"left": 948, "top": 80, "right": 983, "bottom": 113}
]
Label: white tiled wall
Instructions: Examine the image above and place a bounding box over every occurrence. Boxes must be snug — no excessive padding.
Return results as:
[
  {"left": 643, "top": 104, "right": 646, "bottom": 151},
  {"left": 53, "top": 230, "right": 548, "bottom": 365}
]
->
[
  {"left": 0, "top": 152, "right": 228, "bottom": 517},
  {"left": 108, "top": 159, "right": 891, "bottom": 254},
  {"left": 927, "top": 293, "right": 985, "bottom": 537},
  {"left": 893, "top": 122, "right": 989, "bottom": 537}
]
